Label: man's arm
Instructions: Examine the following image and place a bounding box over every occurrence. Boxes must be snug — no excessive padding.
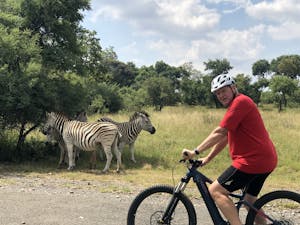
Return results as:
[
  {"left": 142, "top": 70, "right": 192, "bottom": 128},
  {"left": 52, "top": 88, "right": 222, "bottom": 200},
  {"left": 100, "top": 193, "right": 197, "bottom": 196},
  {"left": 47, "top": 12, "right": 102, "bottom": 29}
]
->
[
  {"left": 195, "top": 126, "right": 228, "bottom": 153},
  {"left": 182, "top": 126, "right": 228, "bottom": 159}
]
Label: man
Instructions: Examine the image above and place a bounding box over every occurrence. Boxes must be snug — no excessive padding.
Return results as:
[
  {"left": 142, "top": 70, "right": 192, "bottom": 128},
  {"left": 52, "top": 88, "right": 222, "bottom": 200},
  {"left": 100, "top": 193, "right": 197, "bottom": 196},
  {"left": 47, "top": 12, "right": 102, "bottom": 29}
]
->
[{"left": 182, "top": 74, "right": 277, "bottom": 225}]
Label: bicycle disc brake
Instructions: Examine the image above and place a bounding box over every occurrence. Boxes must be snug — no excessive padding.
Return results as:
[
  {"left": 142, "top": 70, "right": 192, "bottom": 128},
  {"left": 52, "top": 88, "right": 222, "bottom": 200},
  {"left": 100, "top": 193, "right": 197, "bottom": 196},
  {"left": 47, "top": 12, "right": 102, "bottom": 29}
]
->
[{"left": 150, "top": 210, "right": 172, "bottom": 225}]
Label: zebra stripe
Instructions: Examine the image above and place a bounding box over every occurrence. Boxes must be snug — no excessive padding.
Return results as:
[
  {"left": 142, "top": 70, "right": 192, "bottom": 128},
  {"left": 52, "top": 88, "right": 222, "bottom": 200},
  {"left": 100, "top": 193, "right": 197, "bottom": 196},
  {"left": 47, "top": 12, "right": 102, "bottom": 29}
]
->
[
  {"left": 98, "top": 111, "right": 156, "bottom": 163},
  {"left": 43, "top": 112, "right": 121, "bottom": 172}
]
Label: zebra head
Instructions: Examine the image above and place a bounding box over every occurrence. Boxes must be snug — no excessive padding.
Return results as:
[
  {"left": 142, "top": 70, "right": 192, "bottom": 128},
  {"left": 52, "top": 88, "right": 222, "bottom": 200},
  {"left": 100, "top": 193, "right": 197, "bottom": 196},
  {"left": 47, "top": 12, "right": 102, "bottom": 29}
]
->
[
  {"left": 42, "top": 112, "right": 67, "bottom": 135},
  {"left": 131, "top": 111, "right": 156, "bottom": 134}
]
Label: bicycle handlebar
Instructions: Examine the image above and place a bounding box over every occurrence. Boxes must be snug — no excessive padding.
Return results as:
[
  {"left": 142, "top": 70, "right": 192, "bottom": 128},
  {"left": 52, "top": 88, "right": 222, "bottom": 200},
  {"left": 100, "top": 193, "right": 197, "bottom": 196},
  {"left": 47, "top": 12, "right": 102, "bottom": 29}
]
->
[{"left": 179, "top": 158, "right": 203, "bottom": 168}]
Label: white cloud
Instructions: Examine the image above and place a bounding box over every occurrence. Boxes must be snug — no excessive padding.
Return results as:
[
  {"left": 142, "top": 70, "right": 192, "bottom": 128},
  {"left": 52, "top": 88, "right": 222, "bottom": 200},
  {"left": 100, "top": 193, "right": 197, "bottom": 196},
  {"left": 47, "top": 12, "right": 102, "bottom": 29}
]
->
[
  {"left": 154, "top": 0, "right": 220, "bottom": 30},
  {"left": 147, "top": 25, "right": 265, "bottom": 71},
  {"left": 88, "top": 0, "right": 220, "bottom": 38},
  {"left": 148, "top": 39, "right": 188, "bottom": 64},
  {"left": 246, "top": 0, "right": 300, "bottom": 22},
  {"left": 267, "top": 21, "right": 300, "bottom": 40},
  {"left": 89, "top": 5, "right": 122, "bottom": 22}
]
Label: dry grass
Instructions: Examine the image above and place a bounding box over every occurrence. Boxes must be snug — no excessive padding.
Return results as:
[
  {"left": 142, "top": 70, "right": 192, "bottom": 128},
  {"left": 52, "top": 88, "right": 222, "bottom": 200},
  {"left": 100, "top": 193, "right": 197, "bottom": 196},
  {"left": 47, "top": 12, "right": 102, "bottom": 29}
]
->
[{"left": 2, "top": 106, "right": 299, "bottom": 195}]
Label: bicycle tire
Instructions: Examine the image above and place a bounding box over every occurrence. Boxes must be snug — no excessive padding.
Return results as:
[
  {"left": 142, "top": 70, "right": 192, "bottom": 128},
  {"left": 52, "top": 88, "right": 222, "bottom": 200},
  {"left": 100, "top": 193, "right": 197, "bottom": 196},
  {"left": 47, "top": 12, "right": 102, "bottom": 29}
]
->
[
  {"left": 127, "top": 185, "right": 197, "bottom": 225},
  {"left": 245, "top": 190, "right": 300, "bottom": 225}
]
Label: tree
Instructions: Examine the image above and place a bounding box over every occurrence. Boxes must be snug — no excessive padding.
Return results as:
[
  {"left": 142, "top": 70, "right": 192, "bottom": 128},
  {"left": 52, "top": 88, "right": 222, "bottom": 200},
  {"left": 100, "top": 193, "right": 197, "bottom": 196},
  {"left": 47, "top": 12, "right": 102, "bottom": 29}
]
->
[
  {"left": 0, "top": 3, "right": 45, "bottom": 152},
  {"left": 20, "top": 0, "right": 91, "bottom": 73},
  {"left": 0, "top": 0, "right": 92, "bottom": 157},
  {"left": 143, "top": 76, "right": 177, "bottom": 111},
  {"left": 252, "top": 59, "right": 271, "bottom": 78},
  {"left": 154, "top": 60, "right": 190, "bottom": 90},
  {"left": 204, "top": 58, "right": 233, "bottom": 76},
  {"left": 270, "top": 55, "right": 300, "bottom": 79},
  {"left": 180, "top": 78, "right": 208, "bottom": 106},
  {"left": 76, "top": 29, "right": 107, "bottom": 78},
  {"left": 106, "top": 61, "right": 138, "bottom": 87},
  {"left": 269, "top": 76, "right": 298, "bottom": 111}
]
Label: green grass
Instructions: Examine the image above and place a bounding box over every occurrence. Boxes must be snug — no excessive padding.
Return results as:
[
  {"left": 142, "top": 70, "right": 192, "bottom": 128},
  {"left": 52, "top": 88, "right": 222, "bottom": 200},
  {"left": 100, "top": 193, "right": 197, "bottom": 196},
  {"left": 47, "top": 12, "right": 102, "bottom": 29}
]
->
[{"left": 1, "top": 105, "right": 300, "bottom": 195}]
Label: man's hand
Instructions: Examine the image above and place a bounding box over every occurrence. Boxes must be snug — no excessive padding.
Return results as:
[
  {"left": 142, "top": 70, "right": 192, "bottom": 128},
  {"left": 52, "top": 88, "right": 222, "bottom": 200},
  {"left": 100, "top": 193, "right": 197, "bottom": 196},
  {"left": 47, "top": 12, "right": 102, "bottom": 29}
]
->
[{"left": 181, "top": 149, "right": 196, "bottom": 160}]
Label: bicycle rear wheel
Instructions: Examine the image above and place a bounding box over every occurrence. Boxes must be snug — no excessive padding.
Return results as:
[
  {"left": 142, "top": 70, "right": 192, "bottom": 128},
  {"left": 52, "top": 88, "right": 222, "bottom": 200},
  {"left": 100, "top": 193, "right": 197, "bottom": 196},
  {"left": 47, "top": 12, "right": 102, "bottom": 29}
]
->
[
  {"left": 245, "top": 190, "right": 300, "bottom": 225},
  {"left": 127, "top": 185, "right": 197, "bottom": 225}
]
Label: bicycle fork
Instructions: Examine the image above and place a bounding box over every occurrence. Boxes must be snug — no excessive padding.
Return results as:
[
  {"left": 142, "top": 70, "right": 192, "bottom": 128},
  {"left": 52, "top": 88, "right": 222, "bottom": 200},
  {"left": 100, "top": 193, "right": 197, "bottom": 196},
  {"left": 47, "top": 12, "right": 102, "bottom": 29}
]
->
[{"left": 159, "top": 182, "right": 187, "bottom": 224}]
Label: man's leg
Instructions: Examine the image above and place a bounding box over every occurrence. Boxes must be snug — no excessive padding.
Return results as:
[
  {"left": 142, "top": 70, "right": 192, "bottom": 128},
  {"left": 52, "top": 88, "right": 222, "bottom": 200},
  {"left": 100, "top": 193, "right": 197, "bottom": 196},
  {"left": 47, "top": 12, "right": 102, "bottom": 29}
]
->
[
  {"left": 244, "top": 194, "right": 267, "bottom": 225},
  {"left": 209, "top": 180, "right": 243, "bottom": 225}
]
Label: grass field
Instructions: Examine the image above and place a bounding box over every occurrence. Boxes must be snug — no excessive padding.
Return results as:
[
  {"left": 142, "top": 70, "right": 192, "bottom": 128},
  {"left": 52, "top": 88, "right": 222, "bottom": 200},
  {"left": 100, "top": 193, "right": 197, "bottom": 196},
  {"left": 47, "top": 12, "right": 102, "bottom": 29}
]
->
[{"left": 1, "top": 106, "right": 300, "bottom": 196}]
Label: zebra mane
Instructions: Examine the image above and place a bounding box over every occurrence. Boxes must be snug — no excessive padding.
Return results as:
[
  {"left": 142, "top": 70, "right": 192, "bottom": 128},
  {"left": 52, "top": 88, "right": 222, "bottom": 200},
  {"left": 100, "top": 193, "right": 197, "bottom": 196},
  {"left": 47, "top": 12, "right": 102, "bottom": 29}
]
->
[
  {"left": 49, "top": 112, "right": 71, "bottom": 121},
  {"left": 130, "top": 110, "right": 150, "bottom": 121}
]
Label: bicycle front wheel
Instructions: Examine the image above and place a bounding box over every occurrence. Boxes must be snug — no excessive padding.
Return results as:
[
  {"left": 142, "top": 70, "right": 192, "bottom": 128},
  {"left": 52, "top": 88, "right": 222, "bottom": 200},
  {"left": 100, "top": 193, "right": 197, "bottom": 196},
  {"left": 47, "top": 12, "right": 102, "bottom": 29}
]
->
[
  {"left": 127, "top": 185, "right": 197, "bottom": 225},
  {"left": 245, "top": 190, "right": 300, "bottom": 225}
]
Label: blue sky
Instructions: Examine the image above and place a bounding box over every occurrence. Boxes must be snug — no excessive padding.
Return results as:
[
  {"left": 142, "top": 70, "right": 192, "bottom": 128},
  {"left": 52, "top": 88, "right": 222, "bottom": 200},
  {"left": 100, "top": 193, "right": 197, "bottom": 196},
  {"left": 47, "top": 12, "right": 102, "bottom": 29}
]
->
[{"left": 81, "top": 0, "right": 300, "bottom": 76}]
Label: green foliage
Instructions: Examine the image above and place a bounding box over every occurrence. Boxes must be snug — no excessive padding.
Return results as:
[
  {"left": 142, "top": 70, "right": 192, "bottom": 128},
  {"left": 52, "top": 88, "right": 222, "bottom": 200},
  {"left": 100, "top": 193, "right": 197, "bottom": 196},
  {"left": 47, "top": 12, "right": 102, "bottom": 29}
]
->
[
  {"left": 180, "top": 76, "right": 211, "bottom": 106},
  {"left": 119, "top": 87, "right": 147, "bottom": 111},
  {"left": 107, "top": 61, "right": 138, "bottom": 87},
  {"left": 252, "top": 59, "right": 270, "bottom": 77},
  {"left": 270, "top": 55, "right": 300, "bottom": 79},
  {"left": 86, "top": 81, "right": 123, "bottom": 113},
  {"left": 234, "top": 74, "right": 262, "bottom": 104},
  {"left": 269, "top": 75, "right": 298, "bottom": 111},
  {"left": 204, "top": 58, "right": 233, "bottom": 76},
  {"left": 20, "top": 0, "right": 91, "bottom": 72},
  {"left": 143, "top": 76, "right": 178, "bottom": 111}
]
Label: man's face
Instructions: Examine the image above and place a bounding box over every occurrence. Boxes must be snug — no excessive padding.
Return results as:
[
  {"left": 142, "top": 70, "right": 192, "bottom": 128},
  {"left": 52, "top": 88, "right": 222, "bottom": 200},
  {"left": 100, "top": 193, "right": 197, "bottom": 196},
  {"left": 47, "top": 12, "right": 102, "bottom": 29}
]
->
[{"left": 214, "top": 85, "right": 235, "bottom": 107}]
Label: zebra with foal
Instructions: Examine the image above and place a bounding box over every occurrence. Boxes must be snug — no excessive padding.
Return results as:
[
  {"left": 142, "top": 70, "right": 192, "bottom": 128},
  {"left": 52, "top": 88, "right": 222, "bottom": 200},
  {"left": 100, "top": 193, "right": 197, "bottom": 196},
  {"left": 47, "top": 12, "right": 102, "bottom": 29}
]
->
[
  {"left": 42, "top": 112, "right": 122, "bottom": 172},
  {"left": 45, "top": 111, "right": 87, "bottom": 168},
  {"left": 98, "top": 111, "right": 156, "bottom": 163}
]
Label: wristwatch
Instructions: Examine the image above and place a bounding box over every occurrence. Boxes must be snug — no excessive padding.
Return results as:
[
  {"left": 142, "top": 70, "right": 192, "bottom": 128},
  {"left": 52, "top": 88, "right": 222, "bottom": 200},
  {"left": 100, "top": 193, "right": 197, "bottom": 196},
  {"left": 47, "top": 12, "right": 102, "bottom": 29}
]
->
[{"left": 194, "top": 148, "right": 200, "bottom": 155}]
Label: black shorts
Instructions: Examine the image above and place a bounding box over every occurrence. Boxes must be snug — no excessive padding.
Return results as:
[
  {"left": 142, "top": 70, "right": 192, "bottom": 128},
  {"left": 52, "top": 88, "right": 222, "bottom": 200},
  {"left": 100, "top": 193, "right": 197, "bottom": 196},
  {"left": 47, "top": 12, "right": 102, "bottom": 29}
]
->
[{"left": 217, "top": 166, "right": 271, "bottom": 197}]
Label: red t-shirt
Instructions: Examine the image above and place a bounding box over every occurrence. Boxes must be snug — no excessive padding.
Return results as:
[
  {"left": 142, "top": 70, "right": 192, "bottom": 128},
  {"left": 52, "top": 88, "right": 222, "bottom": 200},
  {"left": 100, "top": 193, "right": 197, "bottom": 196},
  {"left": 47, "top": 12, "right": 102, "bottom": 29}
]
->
[{"left": 220, "top": 94, "right": 277, "bottom": 174}]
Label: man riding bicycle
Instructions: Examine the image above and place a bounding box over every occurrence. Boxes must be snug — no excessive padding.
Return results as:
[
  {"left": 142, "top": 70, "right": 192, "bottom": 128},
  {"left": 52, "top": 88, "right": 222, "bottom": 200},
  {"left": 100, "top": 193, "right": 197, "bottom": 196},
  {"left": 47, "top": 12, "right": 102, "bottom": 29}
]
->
[{"left": 182, "top": 74, "right": 278, "bottom": 225}]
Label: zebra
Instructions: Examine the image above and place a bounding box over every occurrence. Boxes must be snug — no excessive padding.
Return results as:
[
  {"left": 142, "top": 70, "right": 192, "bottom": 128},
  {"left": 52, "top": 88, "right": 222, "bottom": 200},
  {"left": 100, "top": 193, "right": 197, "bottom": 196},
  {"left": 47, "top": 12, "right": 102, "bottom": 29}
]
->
[
  {"left": 45, "top": 111, "right": 87, "bottom": 168},
  {"left": 98, "top": 111, "right": 156, "bottom": 163},
  {"left": 42, "top": 112, "right": 122, "bottom": 172}
]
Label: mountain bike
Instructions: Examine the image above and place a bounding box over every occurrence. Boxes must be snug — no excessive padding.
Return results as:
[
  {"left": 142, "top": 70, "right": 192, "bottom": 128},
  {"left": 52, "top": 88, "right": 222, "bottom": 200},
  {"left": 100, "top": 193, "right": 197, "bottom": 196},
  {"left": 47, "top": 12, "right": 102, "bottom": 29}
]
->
[{"left": 127, "top": 159, "right": 300, "bottom": 225}]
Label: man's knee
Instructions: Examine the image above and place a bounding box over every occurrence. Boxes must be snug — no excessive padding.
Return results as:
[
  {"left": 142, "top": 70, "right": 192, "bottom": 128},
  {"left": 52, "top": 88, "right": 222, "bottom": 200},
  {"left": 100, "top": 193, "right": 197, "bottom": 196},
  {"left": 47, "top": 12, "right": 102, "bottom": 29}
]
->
[{"left": 209, "top": 181, "right": 229, "bottom": 200}]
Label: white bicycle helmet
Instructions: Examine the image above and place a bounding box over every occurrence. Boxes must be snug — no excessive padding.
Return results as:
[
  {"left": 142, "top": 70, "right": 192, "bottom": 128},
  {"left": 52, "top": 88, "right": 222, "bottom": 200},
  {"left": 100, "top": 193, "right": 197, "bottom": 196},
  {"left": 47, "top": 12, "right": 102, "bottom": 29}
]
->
[{"left": 211, "top": 74, "right": 235, "bottom": 93}]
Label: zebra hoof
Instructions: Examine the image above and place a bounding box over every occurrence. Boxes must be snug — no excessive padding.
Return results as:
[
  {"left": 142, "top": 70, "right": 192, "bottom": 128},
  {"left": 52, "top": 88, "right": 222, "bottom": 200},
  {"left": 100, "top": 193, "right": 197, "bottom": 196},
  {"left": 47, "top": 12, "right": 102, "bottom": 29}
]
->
[
  {"left": 68, "top": 166, "right": 75, "bottom": 170},
  {"left": 102, "top": 169, "right": 109, "bottom": 173}
]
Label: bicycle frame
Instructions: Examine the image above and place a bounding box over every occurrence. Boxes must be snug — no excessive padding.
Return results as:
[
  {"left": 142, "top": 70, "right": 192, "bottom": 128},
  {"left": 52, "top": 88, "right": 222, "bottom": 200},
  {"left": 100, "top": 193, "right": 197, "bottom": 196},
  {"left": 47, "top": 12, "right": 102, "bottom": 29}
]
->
[{"left": 163, "top": 160, "right": 252, "bottom": 225}]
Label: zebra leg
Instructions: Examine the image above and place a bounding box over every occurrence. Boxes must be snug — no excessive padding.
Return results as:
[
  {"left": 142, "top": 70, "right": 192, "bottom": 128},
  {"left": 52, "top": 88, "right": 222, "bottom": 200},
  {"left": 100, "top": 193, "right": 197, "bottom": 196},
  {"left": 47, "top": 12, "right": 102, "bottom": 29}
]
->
[
  {"left": 89, "top": 150, "right": 97, "bottom": 169},
  {"left": 98, "top": 147, "right": 105, "bottom": 161},
  {"left": 113, "top": 139, "right": 122, "bottom": 172},
  {"left": 129, "top": 142, "right": 136, "bottom": 163},
  {"left": 66, "top": 143, "right": 75, "bottom": 170},
  {"left": 58, "top": 142, "right": 67, "bottom": 168},
  {"left": 74, "top": 146, "right": 80, "bottom": 163},
  {"left": 102, "top": 146, "right": 113, "bottom": 173}
]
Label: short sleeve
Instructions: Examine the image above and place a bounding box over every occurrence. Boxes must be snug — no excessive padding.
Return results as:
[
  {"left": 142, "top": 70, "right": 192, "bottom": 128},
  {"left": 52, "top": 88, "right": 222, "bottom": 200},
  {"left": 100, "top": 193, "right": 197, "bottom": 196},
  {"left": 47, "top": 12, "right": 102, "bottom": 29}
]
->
[{"left": 220, "top": 95, "right": 254, "bottom": 131}]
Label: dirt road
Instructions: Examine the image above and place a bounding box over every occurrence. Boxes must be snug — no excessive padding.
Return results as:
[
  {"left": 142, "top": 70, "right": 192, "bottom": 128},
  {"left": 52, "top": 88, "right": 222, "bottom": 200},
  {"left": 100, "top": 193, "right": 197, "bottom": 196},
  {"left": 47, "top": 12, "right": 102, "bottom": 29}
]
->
[{"left": 0, "top": 171, "right": 211, "bottom": 225}]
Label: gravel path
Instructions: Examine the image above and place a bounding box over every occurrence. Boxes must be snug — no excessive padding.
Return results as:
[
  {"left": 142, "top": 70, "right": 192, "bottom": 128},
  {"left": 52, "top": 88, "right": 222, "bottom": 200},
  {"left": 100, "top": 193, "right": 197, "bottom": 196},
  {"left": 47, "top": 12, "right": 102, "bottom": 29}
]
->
[
  {"left": 0, "top": 172, "right": 211, "bottom": 225},
  {"left": 2, "top": 170, "right": 298, "bottom": 225}
]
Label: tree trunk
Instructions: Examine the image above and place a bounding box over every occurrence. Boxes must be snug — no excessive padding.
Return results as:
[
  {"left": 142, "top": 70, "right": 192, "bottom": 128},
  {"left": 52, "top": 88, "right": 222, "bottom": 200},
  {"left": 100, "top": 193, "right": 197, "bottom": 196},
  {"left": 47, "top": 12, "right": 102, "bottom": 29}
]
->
[{"left": 16, "top": 121, "right": 39, "bottom": 159}]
